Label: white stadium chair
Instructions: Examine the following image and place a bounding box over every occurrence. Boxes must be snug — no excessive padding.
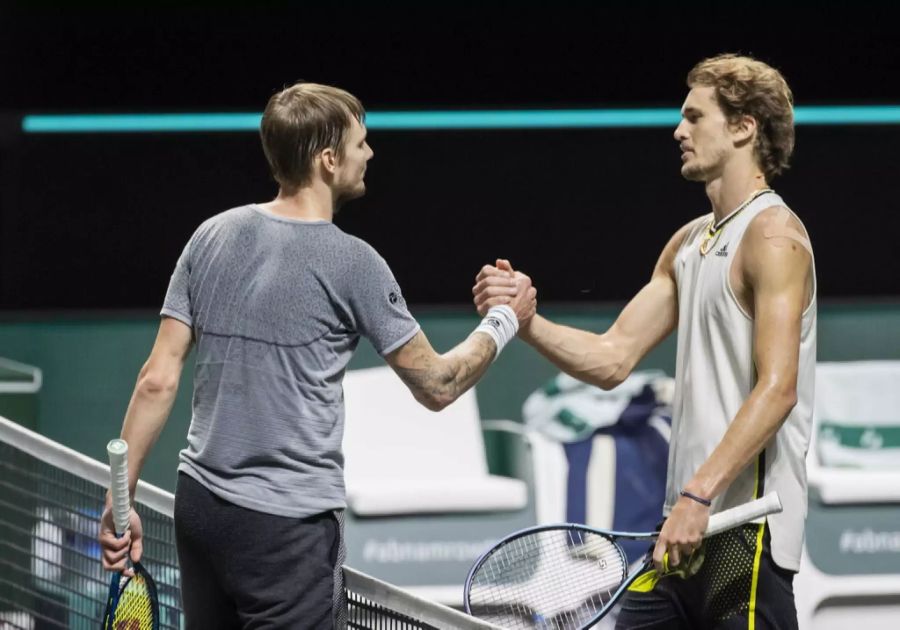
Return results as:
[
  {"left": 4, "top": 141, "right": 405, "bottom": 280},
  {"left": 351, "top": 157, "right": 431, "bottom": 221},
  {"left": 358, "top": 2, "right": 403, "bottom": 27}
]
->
[
  {"left": 341, "top": 366, "right": 534, "bottom": 605},
  {"left": 794, "top": 361, "right": 900, "bottom": 629}
]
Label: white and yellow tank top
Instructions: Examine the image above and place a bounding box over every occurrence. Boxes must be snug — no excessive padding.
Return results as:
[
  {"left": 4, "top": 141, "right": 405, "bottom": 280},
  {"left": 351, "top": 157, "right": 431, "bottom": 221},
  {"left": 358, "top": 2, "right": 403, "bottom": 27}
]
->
[{"left": 667, "top": 191, "right": 816, "bottom": 571}]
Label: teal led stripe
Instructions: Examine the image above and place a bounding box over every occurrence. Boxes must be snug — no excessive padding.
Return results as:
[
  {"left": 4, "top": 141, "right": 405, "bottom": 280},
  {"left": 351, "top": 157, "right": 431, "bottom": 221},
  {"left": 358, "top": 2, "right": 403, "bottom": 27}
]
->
[
  {"left": 794, "top": 106, "right": 900, "bottom": 124},
  {"left": 367, "top": 109, "right": 680, "bottom": 129},
  {"left": 21, "top": 109, "right": 677, "bottom": 132},
  {"left": 22, "top": 113, "right": 263, "bottom": 133},
  {"left": 21, "top": 106, "right": 900, "bottom": 133}
]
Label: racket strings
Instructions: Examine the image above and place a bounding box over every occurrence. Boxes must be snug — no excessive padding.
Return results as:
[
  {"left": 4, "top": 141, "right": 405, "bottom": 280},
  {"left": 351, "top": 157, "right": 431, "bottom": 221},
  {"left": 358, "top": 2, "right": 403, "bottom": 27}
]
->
[
  {"left": 107, "top": 572, "right": 156, "bottom": 630},
  {"left": 468, "top": 528, "right": 628, "bottom": 629}
]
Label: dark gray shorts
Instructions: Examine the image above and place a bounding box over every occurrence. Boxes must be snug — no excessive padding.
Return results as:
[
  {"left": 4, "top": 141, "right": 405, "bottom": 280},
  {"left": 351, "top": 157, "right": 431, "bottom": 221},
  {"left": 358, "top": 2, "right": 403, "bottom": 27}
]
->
[
  {"left": 174, "top": 473, "right": 345, "bottom": 629},
  {"left": 616, "top": 524, "right": 797, "bottom": 630}
]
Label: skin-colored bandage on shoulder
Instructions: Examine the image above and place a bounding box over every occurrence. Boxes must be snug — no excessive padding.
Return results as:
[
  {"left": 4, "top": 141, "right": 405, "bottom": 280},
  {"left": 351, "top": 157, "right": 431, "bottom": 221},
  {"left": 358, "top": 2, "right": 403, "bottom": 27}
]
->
[{"left": 762, "top": 207, "right": 813, "bottom": 256}]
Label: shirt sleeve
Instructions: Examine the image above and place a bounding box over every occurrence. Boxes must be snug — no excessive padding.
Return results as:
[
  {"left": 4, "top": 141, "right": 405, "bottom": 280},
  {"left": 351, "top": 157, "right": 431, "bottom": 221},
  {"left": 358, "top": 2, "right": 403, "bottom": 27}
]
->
[
  {"left": 346, "top": 245, "right": 420, "bottom": 355},
  {"left": 160, "top": 238, "right": 193, "bottom": 327}
]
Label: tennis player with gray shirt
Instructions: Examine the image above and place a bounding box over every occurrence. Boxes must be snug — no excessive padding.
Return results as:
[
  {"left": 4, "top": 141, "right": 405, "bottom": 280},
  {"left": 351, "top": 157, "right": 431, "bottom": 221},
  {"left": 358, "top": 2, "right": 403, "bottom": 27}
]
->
[{"left": 99, "top": 82, "right": 536, "bottom": 629}]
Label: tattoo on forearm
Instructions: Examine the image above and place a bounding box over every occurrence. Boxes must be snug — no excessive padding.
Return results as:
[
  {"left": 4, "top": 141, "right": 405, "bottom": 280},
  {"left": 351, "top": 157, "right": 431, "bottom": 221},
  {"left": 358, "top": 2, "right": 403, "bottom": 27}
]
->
[{"left": 394, "top": 333, "right": 495, "bottom": 407}]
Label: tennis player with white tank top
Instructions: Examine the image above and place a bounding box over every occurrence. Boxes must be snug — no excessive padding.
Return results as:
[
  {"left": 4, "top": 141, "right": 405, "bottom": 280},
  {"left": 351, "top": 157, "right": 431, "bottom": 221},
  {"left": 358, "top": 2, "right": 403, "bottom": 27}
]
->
[{"left": 473, "top": 54, "right": 814, "bottom": 629}]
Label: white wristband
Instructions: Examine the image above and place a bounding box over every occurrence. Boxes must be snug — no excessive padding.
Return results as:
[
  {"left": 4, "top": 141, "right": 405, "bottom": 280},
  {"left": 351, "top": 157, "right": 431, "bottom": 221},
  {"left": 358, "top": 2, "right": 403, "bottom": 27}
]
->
[{"left": 473, "top": 305, "right": 519, "bottom": 359}]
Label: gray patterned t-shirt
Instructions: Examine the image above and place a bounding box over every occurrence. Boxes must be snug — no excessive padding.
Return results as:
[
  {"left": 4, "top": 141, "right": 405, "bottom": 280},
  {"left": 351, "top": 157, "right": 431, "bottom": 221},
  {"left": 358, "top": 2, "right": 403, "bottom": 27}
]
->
[{"left": 161, "top": 204, "right": 420, "bottom": 517}]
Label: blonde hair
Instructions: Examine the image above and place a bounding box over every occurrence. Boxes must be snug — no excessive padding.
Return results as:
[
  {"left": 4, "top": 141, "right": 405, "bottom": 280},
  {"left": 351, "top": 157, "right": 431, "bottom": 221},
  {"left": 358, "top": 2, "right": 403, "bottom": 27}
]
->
[
  {"left": 260, "top": 82, "right": 365, "bottom": 191},
  {"left": 687, "top": 54, "right": 794, "bottom": 180}
]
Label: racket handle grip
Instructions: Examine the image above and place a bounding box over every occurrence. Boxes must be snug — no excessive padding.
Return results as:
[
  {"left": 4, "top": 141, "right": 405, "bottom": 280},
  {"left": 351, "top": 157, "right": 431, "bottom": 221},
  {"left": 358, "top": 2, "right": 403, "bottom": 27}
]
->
[
  {"left": 107, "top": 439, "right": 131, "bottom": 536},
  {"left": 706, "top": 492, "right": 782, "bottom": 536}
]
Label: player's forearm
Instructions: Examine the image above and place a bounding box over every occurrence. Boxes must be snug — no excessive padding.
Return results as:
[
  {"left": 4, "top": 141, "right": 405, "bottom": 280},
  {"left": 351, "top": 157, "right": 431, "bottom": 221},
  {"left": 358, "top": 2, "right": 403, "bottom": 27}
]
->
[
  {"left": 684, "top": 382, "right": 797, "bottom": 501},
  {"left": 519, "top": 315, "right": 630, "bottom": 389},
  {"left": 119, "top": 366, "right": 181, "bottom": 497},
  {"left": 394, "top": 333, "right": 495, "bottom": 411}
]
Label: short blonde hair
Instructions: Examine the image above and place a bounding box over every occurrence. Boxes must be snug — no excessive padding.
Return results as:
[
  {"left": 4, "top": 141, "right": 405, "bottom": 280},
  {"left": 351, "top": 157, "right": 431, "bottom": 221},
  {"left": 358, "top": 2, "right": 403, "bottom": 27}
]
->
[
  {"left": 260, "top": 82, "right": 365, "bottom": 191},
  {"left": 688, "top": 54, "right": 794, "bottom": 181}
]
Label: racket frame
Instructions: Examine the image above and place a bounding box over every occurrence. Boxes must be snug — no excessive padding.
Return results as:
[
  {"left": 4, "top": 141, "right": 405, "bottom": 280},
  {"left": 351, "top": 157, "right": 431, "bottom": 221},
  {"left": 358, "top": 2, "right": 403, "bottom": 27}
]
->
[{"left": 463, "top": 492, "right": 783, "bottom": 628}]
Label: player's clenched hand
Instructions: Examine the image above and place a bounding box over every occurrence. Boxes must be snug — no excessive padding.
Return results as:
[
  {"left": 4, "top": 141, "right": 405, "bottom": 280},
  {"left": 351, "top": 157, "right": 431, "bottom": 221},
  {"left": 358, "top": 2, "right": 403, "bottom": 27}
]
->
[
  {"left": 99, "top": 504, "right": 144, "bottom": 577},
  {"left": 473, "top": 259, "right": 537, "bottom": 326},
  {"left": 510, "top": 281, "right": 537, "bottom": 326},
  {"left": 652, "top": 495, "right": 709, "bottom": 573},
  {"left": 473, "top": 260, "right": 516, "bottom": 315}
]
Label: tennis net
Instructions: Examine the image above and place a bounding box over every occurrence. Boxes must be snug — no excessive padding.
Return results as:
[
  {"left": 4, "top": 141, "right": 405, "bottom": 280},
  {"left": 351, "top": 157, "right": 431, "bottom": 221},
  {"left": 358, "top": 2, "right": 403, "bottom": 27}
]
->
[{"left": 0, "top": 415, "right": 500, "bottom": 629}]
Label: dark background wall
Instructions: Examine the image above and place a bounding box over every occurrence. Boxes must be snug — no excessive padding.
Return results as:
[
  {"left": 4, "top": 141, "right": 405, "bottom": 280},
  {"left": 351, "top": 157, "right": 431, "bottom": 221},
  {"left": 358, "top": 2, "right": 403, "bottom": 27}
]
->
[
  {"left": 1, "top": 2, "right": 899, "bottom": 311},
  {"left": 3, "top": 3, "right": 900, "bottom": 110}
]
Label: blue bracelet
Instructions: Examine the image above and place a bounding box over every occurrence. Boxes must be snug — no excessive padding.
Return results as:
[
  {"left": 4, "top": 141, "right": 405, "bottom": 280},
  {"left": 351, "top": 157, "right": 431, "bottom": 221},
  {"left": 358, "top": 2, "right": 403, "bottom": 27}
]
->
[{"left": 680, "top": 490, "right": 712, "bottom": 507}]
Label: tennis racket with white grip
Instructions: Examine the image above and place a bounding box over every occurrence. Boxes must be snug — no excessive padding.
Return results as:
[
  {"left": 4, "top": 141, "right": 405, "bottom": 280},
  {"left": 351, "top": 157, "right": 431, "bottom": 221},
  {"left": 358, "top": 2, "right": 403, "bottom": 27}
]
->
[
  {"left": 102, "top": 439, "right": 159, "bottom": 630},
  {"left": 464, "top": 492, "right": 782, "bottom": 629}
]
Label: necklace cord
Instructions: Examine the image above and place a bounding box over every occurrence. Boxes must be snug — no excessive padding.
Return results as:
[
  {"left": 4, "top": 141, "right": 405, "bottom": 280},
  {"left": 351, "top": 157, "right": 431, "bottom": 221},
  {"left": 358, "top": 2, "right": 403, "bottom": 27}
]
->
[{"left": 700, "top": 188, "right": 773, "bottom": 255}]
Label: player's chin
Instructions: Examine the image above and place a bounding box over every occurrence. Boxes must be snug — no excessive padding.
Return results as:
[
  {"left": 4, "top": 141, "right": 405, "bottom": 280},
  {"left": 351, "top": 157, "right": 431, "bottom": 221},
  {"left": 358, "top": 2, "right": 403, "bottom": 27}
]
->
[
  {"left": 338, "top": 184, "right": 367, "bottom": 205},
  {"left": 349, "top": 182, "right": 367, "bottom": 199},
  {"left": 680, "top": 163, "right": 706, "bottom": 182}
]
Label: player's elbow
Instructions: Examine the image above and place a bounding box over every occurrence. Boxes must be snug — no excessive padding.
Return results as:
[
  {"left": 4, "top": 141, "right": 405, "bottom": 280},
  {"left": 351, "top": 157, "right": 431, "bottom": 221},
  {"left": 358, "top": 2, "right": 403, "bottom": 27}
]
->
[
  {"left": 762, "top": 377, "right": 798, "bottom": 415},
  {"left": 414, "top": 390, "right": 452, "bottom": 412},
  {"left": 428, "top": 396, "right": 453, "bottom": 412},
  {"left": 586, "top": 337, "right": 632, "bottom": 390},
  {"left": 135, "top": 364, "right": 179, "bottom": 398},
  {"left": 395, "top": 354, "right": 467, "bottom": 412},
  {"left": 778, "top": 387, "right": 798, "bottom": 414},
  {"left": 593, "top": 366, "right": 630, "bottom": 391},
  {"left": 408, "top": 360, "right": 462, "bottom": 411}
]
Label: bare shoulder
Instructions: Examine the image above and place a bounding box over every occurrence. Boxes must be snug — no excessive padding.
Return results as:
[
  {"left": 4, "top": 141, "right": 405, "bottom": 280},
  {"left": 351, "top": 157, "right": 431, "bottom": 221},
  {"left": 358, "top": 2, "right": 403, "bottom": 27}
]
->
[
  {"left": 655, "top": 215, "right": 710, "bottom": 276},
  {"left": 742, "top": 206, "right": 813, "bottom": 279},
  {"left": 672, "top": 215, "right": 709, "bottom": 247},
  {"left": 746, "top": 205, "right": 813, "bottom": 254}
]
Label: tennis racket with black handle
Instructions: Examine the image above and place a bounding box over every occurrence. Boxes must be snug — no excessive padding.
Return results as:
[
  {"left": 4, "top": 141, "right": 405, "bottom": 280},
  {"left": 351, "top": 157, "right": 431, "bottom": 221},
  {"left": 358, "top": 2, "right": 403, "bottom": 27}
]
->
[
  {"left": 102, "top": 439, "right": 160, "bottom": 630},
  {"left": 464, "top": 492, "right": 782, "bottom": 629}
]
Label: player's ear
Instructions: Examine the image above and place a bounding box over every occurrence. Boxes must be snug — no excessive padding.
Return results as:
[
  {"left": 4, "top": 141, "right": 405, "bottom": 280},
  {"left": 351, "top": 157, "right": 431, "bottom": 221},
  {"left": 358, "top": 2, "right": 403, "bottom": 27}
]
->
[
  {"left": 320, "top": 147, "right": 338, "bottom": 174},
  {"left": 731, "top": 114, "right": 757, "bottom": 146}
]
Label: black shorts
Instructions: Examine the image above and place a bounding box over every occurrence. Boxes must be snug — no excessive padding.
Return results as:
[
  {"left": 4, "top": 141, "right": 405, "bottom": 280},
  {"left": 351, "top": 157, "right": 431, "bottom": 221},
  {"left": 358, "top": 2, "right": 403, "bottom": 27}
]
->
[
  {"left": 174, "top": 473, "right": 345, "bottom": 629},
  {"left": 615, "top": 523, "right": 798, "bottom": 630}
]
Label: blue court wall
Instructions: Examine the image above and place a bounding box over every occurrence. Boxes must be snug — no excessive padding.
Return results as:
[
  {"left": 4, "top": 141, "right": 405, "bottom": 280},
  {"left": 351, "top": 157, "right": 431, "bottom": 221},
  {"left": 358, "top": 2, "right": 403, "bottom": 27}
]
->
[{"left": 1, "top": 302, "right": 898, "bottom": 492}]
